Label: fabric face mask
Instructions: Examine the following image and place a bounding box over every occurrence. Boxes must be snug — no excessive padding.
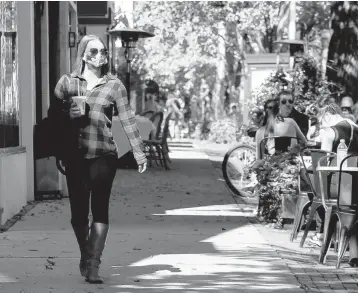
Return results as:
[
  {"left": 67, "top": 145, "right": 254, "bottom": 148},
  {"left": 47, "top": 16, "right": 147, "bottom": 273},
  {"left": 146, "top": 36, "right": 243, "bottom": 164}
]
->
[{"left": 83, "top": 48, "right": 108, "bottom": 68}]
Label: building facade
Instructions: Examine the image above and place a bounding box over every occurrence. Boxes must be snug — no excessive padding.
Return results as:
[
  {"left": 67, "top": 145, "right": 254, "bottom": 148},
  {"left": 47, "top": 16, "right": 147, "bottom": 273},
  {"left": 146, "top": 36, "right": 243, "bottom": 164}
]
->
[
  {"left": 77, "top": 1, "right": 115, "bottom": 46},
  {"left": 0, "top": 1, "right": 78, "bottom": 225}
]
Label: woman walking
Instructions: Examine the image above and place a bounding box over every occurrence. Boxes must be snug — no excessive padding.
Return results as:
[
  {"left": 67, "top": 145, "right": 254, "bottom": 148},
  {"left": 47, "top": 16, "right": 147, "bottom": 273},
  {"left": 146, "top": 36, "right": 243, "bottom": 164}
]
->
[{"left": 53, "top": 35, "right": 147, "bottom": 283}]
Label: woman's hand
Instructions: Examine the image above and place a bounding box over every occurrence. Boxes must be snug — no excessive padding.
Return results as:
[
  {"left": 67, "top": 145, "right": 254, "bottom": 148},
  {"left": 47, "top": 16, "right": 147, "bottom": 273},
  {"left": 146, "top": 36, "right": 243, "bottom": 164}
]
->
[
  {"left": 138, "top": 161, "right": 147, "bottom": 173},
  {"left": 69, "top": 102, "right": 83, "bottom": 119}
]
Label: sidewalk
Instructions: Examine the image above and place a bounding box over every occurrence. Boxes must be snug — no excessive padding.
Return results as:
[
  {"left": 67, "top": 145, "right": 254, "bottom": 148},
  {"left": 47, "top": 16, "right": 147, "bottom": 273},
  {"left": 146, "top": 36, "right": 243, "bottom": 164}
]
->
[
  {"left": 0, "top": 144, "right": 357, "bottom": 293},
  {"left": 196, "top": 139, "right": 358, "bottom": 293}
]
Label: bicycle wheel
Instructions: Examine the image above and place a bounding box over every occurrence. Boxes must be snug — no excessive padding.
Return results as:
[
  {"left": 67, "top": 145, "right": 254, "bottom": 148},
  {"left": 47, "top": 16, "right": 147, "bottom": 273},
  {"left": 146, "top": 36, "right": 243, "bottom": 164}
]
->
[{"left": 222, "top": 144, "right": 257, "bottom": 196}]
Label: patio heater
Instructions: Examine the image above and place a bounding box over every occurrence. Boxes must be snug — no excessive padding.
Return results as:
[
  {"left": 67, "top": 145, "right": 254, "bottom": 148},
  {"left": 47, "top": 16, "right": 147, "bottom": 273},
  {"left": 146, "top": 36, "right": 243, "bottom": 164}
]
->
[{"left": 108, "top": 27, "right": 155, "bottom": 101}]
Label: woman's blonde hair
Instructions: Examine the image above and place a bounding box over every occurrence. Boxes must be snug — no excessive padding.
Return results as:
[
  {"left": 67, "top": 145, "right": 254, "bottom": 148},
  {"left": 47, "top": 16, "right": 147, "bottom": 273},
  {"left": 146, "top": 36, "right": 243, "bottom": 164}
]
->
[
  {"left": 317, "top": 103, "right": 342, "bottom": 120},
  {"left": 71, "top": 35, "right": 109, "bottom": 77}
]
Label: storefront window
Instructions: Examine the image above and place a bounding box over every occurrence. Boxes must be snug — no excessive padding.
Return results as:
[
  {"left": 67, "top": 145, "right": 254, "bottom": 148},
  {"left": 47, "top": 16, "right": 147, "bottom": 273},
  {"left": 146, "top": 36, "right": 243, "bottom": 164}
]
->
[{"left": 0, "top": 1, "right": 19, "bottom": 148}]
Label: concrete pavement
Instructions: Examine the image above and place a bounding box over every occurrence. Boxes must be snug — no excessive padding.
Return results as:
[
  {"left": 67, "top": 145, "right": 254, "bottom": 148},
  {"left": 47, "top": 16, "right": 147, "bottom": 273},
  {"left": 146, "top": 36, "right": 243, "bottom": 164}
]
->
[
  {"left": 197, "top": 139, "right": 358, "bottom": 293},
  {"left": 0, "top": 144, "right": 356, "bottom": 292}
]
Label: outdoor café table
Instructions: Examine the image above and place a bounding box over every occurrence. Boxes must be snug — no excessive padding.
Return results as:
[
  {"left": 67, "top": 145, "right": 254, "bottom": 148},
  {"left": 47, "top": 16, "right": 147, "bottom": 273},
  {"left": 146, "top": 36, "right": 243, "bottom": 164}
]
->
[
  {"left": 112, "top": 115, "right": 156, "bottom": 158},
  {"left": 316, "top": 165, "right": 358, "bottom": 208},
  {"left": 316, "top": 166, "right": 358, "bottom": 172}
]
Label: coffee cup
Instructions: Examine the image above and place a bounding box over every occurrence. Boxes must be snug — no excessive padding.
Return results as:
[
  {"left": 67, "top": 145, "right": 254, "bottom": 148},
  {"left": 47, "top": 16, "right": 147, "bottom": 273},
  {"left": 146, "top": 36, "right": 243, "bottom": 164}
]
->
[{"left": 72, "top": 96, "right": 87, "bottom": 115}]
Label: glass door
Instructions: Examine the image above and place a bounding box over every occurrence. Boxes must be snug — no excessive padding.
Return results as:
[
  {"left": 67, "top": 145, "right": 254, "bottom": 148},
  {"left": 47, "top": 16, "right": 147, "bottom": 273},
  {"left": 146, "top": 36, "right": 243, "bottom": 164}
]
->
[{"left": 0, "top": 1, "right": 19, "bottom": 148}]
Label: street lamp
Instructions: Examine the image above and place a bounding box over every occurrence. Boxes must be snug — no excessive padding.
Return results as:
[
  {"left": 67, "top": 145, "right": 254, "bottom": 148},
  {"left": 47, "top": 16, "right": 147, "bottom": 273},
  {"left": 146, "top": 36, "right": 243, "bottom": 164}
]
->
[{"left": 108, "top": 27, "right": 155, "bottom": 101}]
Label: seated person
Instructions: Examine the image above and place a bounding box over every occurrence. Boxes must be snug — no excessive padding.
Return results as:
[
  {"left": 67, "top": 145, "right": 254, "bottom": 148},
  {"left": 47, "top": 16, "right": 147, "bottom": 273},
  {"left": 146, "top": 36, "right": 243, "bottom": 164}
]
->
[
  {"left": 255, "top": 98, "right": 307, "bottom": 159},
  {"left": 319, "top": 103, "right": 357, "bottom": 153},
  {"left": 144, "top": 90, "right": 163, "bottom": 113},
  {"left": 254, "top": 98, "right": 307, "bottom": 229},
  {"left": 251, "top": 106, "right": 264, "bottom": 127},
  {"left": 278, "top": 90, "right": 310, "bottom": 137},
  {"left": 340, "top": 96, "right": 356, "bottom": 122},
  {"left": 340, "top": 96, "right": 354, "bottom": 114},
  {"left": 352, "top": 103, "right": 358, "bottom": 124},
  {"left": 246, "top": 106, "right": 264, "bottom": 138},
  {"left": 305, "top": 104, "right": 321, "bottom": 143},
  {"left": 310, "top": 103, "right": 358, "bottom": 267}
]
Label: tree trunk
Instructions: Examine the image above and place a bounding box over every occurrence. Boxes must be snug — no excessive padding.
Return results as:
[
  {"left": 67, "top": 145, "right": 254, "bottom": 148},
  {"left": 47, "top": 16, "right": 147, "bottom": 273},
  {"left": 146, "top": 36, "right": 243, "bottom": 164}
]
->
[
  {"left": 254, "top": 34, "right": 267, "bottom": 53},
  {"left": 225, "top": 21, "right": 241, "bottom": 110},
  {"left": 235, "top": 26, "right": 246, "bottom": 125},
  {"left": 320, "top": 29, "right": 332, "bottom": 80},
  {"left": 288, "top": 0, "right": 296, "bottom": 68},
  {"left": 213, "top": 21, "right": 226, "bottom": 120}
]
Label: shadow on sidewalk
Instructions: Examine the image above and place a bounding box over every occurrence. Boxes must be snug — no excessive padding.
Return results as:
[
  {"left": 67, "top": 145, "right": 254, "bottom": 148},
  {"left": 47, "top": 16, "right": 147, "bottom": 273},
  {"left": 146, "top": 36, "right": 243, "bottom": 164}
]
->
[{"left": 0, "top": 150, "right": 303, "bottom": 293}]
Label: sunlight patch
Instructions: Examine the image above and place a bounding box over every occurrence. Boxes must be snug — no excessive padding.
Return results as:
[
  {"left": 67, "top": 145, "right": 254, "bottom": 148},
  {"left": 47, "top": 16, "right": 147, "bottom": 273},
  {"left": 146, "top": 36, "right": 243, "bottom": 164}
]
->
[
  {"left": 130, "top": 253, "right": 289, "bottom": 274},
  {"left": 201, "top": 225, "right": 266, "bottom": 249},
  {"left": 152, "top": 204, "right": 256, "bottom": 217},
  {"left": 0, "top": 273, "right": 17, "bottom": 283},
  {"left": 168, "top": 150, "right": 209, "bottom": 160},
  {"left": 120, "top": 251, "right": 299, "bottom": 291},
  {"left": 114, "top": 284, "right": 217, "bottom": 290}
]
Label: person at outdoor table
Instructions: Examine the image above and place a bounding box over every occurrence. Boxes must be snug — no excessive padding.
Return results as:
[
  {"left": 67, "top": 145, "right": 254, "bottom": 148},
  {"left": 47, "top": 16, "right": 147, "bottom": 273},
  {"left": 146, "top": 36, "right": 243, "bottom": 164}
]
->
[
  {"left": 318, "top": 103, "right": 357, "bottom": 153},
  {"left": 144, "top": 89, "right": 163, "bottom": 113},
  {"left": 255, "top": 97, "right": 307, "bottom": 159},
  {"left": 279, "top": 90, "right": 310, "bottom": 136},
  {"left": 53, "top": 35, "right": 147, "bottom": 284},
  {"left": 340, "top": 96, "right": 356, "bottom": 122},
  {"left": 247, "top": 106, "right": 263, "bottom": 138},
  {"left": 309, "top": 103, "right": 358, "bottom": 267},
  {"left": 250, "top": 106, "right": 264, "bottom": 127},
  {"left": 340, "top": 96, "right": 354, "bottom": 115},
  {"left": 352, "top": 103, "right": 358, "bottom": 124},
  {"left": 253, "top": 98, "right": 307, "bottom": 229},
  {"left": 305, "top": 104, "right": 321, "bottom": 143}
]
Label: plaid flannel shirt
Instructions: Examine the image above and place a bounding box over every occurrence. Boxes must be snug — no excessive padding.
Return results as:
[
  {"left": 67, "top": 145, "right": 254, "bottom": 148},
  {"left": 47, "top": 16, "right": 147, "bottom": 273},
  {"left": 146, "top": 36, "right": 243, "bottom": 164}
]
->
[{"left": 54, "top": 73, "right": 146, "bottom": 165}]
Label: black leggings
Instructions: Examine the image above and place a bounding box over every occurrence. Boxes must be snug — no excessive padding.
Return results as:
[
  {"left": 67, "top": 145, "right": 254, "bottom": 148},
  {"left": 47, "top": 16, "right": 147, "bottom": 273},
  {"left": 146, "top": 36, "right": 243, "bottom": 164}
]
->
[{"left": 66, "top": 152, "right": 118, "bottom": 226}]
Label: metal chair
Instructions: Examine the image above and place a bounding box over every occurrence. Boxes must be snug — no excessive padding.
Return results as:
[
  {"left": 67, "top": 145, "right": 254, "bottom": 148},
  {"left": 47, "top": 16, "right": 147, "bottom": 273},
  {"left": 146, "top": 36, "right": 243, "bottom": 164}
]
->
[
  {"left": 140, "top": 110, "right": 155, "bottom": 119},
  {"left": 143, "top": 113, "right": 172, "bottom": 170},
  {"left": 299, "top": 151, "right": 337, "bottom": 247},
  {"left": 319, "top": 154, "right": 358, "bottom": 268},
  {"left": 290, "top": 145, "right": 318, "bottom": 242},
  {"left": 149, "top": 111, "right": 164, "bottom": 140},
  {"left": 290, "top": 147, "right": 332, "bottom": 242}
]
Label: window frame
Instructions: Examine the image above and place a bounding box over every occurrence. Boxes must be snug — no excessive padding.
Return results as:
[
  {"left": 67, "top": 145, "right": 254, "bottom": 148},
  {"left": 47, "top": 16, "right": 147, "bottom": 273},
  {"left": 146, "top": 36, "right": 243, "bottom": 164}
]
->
[{"left": 0, "top": 1, "right": 20, "bottom": 149}]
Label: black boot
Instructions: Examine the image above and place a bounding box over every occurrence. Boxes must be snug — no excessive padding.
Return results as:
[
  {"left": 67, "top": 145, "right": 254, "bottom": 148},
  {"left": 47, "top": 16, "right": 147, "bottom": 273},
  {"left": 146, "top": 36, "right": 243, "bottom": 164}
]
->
[
  {"left": 85, "top": 222, "right": 109, "bottom": 284},
  {"left": 72, "top": 223, "right": 90, "bottom": 277}
]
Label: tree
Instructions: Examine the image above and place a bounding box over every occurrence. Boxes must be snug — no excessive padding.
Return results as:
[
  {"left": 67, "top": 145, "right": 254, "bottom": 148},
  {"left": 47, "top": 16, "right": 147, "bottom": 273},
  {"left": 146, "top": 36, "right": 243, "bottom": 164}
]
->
[
  {"left": 131, "top": 1, "right": 333, "bottom": 123},
  {"left": 326, "top": 1, "right": 358, "bottom": 102},
  {"left": 132, "top": 1, "right": 223, "bottom": 118}
]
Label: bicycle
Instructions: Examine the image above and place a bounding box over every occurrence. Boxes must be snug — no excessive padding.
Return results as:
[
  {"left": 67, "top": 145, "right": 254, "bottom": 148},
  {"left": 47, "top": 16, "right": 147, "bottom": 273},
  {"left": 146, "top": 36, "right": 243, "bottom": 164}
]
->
[{"left": 222, "top": 127, "right": 258, "bottom": 196}]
